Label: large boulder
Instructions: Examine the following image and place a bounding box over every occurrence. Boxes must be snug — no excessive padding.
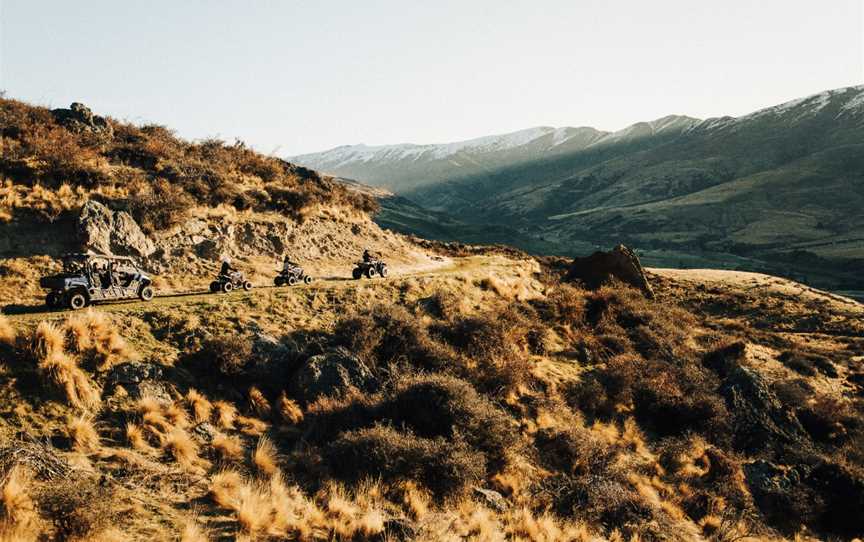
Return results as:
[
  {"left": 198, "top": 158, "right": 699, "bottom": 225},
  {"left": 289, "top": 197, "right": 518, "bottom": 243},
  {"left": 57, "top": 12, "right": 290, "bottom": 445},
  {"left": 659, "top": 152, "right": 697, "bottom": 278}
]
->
[
  {"left": 51, "top": 102, "right": 113, "bottom": 138},
  {"left": 720, "top": 366, "right": 809, "bottom": 455},
  {"left": 78, "top": 200, "right": 155, "bottom": 257},
  {"left": 289, "top": 347, "right": 378, "bottom": 404},
  {"left": 566, "top": 244, "right": 654, "bottom": 298}
]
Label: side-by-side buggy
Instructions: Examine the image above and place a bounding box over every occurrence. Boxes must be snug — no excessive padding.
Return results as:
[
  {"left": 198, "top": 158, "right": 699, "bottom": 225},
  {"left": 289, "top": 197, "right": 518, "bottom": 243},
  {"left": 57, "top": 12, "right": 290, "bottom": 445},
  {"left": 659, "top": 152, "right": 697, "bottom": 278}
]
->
[{"left": 40, "top": 253, "right": 154, "bottom": 310}]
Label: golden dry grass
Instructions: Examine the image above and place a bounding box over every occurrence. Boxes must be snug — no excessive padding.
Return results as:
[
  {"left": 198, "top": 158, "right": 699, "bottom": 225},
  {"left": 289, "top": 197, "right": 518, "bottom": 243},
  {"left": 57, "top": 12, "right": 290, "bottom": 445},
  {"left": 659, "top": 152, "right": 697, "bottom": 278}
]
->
[
  {"left": 247, "top": 387, "right": 271, "bottom": 418},
  {"left": 33, "top": 321, "right": 101, "bottom": 411},
  {"left": 0, "top": 315, "right": 16, "bottom": 347},
  {"left": 185, "top": 389, "right": 213, "bottom": 424},
  {"left": 211, "top": 433, "right": 244, "bottom": 463},
  {"left": 276, "top": 392, "right": 303, "bottom": 425},
  {"left": 66, "top": 415, "right": 100, "bottom": 454},
  {"left": 252, "top": 437, "right": 278, "bottom": 478},
  {"left": 162, "top": 428, "right": 208, "bottom": 473},
  {"left": 64, "top": 310, "right": 132, "bottom": 371},
  {"left": 212, "top": 401, "right": 238, "bottom": 430},
  {"left": 125, "top": 423, "right": 155, "bottom": 453}
]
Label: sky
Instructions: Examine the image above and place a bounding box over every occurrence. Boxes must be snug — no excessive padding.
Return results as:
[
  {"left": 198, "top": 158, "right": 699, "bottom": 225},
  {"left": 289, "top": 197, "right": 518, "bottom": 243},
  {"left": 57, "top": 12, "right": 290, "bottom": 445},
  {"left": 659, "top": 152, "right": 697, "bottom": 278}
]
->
[{"left": 1, "top": 0, "right": 862, "bottom": 155}]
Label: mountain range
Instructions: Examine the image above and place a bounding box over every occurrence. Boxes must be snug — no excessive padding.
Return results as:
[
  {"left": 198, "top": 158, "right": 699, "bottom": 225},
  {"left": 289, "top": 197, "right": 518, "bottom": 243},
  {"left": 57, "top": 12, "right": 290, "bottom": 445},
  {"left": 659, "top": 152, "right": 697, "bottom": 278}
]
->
[{"left": 294, "top": 86, "right": 864, "bottom": 293}]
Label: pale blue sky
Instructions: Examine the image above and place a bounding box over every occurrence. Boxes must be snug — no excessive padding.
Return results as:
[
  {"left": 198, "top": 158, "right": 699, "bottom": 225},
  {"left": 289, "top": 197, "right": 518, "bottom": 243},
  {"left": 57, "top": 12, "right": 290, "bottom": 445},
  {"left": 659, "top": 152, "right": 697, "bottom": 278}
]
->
[{"left": 1, "top": 0, "right": 862, "bottom": 155}]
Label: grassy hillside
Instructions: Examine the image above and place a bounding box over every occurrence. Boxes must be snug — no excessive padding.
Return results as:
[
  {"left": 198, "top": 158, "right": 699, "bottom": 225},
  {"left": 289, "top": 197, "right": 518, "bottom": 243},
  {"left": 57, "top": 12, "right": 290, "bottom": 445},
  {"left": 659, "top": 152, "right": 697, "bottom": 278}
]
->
[
  {"left": 1, "top": 95, "right": 863, "bottom": 542},
  {"left": 0, "top": 256, "right": 863, "bottom": 540},
  {"left": 0, "top": 98, "right": 377, "bottom": 230}
]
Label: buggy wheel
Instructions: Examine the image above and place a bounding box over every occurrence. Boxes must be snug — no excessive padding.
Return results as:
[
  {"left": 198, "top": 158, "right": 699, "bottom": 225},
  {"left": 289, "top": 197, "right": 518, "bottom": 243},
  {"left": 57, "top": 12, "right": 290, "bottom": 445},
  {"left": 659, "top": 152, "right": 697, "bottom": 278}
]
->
[
  {"left": 222, "top": 281, "right": 234, "bottom": 293},
  {"left": 352, "top": 268, "right": 362, "bottom": 280},
  {"left": 287, "top": 276, "right": 297, "bottom": 286},
  {"left": 274, "top": 276, "right": 285, "bottom": 287},
  {"left": 46, "top": 292, "right": 60, "bottom": 309},
  {"left": 243, "top": 281, "right": 253, "bottom": 291},
  {"left": 210, "top": 281, "right": 220, "bottom": 293},
  {"left": 68, "top": 292, "right": 87, "bottom": 310},
  {"left": 365, "top": 267, "right": 377, "bottom": 279},
  {"left": 379, "top": 265, "right": 388, "bottom": 278},
  {"left": 304, "top": 275, "right": 313, "bottom": 284},
  {"left": 139, "top": 285, "right": 154, "bottom": 301}
]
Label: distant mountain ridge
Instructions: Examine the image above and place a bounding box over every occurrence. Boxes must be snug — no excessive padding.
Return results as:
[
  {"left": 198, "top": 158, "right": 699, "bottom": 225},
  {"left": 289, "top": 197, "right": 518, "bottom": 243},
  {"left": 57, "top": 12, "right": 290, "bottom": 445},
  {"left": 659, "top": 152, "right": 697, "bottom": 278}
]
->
[
  {"left": 292, "top": 115, "right": 701, "bottom": 192},
  {"left": 297, "top": 85, "right": 864, "bottom": 292}
]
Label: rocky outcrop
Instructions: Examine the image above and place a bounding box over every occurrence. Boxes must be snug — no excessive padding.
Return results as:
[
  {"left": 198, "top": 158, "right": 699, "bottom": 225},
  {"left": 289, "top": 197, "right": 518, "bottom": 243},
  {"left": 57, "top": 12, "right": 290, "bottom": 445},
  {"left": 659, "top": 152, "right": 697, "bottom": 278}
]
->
[
  {"left": 566, "top": 244, "right": 654, "bottom": 298},
  {"left": 51, "top": 102, "right": 113, "bottom": 138},
  {"left": 290, "top": 347, "right": 378, "bottom": 404},
  {"left": 105, "top": 361, "right": 169, "bottom": 399},
  {"left": 78, "top": 200, "right": 155, "bottom": 257},
  {"left": 720, "top": 366, "right": 808, "bottom": 455}
]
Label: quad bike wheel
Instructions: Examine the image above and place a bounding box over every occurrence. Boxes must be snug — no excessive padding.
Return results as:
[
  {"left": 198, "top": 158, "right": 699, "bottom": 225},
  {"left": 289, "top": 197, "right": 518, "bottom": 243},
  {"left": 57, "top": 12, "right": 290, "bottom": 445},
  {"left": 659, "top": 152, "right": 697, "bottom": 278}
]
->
[
  {"left": 210, "top": 281, "right": 220, "bottom": 293},
  {"left": 274, "top": 276, "right": 285, "bottom": 287},
  {"left": 46, "top": 292, "right": 59, "bottom": 308},
  {"left": 365, "top": 267, "right": 377, "bottom": 279},
  {"left": 287, "top": 275, "right": 297, "bottom": 286},
  {"left": 222, "top": 281, "right": 234, "bottom": 293},
  {"left": 68, "top": 292, "right": 87, "bottom": 310},
  {"left": 139, "top": 285, "right": 154, "bottom": 301},
  {"left": 379, "top": 265, "right": 388, "bottom": 278},
  {"left": 243, "top": 281, "right": 253, "bottom": 291},
  {"left": 352, "top": 268, "right": 362, "bottom": 280},
  {"left": 304, "top": 275, "right": 313, "bottom": 284}
]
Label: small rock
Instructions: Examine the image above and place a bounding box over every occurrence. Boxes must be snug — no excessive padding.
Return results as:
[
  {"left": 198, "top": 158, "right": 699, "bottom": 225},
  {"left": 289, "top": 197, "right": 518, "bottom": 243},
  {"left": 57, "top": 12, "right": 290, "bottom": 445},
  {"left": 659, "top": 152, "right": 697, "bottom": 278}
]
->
[{"left": 472, "top": 487, "right": 509, "bottom": 512}]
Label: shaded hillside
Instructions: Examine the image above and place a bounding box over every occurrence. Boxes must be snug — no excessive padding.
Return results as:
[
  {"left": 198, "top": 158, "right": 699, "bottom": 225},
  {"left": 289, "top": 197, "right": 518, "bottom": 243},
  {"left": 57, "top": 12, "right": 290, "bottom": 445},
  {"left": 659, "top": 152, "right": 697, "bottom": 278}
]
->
[{"left": 296, "top": 86, "right": 864, "bottom": 292}]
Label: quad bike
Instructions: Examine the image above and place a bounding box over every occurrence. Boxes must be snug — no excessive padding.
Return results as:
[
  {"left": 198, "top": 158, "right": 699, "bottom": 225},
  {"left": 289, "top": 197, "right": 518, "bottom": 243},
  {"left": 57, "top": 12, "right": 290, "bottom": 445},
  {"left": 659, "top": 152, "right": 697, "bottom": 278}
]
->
[
  {"left": 352, "top": 259, "right": 388, "bottom": 280},
  {"left": 274, "top": 265, "right": 313, "bottom": 286},
  {"left": 210, "top": 270, "right": 253, "bottom": 293}
]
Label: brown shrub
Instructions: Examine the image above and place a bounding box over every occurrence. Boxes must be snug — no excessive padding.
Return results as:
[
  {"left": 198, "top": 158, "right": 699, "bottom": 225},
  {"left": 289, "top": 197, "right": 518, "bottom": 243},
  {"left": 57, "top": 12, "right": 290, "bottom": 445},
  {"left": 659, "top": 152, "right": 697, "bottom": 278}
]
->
[
  {"left": 196, "top": 335, "right": 253, "bottom": 378},
  {"left": 327, "top": 425, "right": 484, "bottom": 499},
  {"left": 333, "top": 305, "right": 450, "bottom": 372},
  {"left": 37, "top": 477, "right": 116, "bottom": 542}
]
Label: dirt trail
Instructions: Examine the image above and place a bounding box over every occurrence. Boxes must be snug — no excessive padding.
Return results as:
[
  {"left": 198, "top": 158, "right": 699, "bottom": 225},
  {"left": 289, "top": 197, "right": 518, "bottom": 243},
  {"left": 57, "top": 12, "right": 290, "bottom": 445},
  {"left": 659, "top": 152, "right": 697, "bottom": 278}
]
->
[{"left": 2, "top": 254, "right": 523, "bottom": 323}]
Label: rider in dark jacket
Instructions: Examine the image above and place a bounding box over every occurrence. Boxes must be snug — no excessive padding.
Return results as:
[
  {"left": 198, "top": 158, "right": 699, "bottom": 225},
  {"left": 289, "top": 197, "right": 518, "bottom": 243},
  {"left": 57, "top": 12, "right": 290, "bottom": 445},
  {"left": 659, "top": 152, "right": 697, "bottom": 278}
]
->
[
  {"left": 362, "top": 249, "right": 374, "bottom": 263},
  {"left": 219, "top": 259, "right": 234, "bottom": 276}
]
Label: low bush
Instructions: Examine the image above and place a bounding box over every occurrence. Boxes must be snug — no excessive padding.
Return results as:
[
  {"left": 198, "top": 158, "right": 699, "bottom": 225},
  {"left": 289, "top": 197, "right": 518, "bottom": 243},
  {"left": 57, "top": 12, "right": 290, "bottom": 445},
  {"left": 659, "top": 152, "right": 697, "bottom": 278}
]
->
[
  {"left": 326, "top": 425, "right": 484, "bottom": 499},
  {"left": 193, "top": 334, "right": 254, "bottom": 378}
]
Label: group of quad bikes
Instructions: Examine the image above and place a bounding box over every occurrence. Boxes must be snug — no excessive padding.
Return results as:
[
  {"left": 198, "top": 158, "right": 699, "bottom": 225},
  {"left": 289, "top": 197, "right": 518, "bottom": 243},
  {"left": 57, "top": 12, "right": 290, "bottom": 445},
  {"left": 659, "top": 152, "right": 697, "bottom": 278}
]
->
[{"left": 40, "top": 252, "right": 388, "bottom": 310}]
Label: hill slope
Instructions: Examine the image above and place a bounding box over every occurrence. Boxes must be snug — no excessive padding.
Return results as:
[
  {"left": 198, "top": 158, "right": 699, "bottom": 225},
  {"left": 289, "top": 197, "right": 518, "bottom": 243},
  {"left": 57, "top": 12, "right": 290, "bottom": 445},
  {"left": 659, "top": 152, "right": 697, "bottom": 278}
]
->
[
  {"left": 1, "top": 96, "right": 864, "bottom": 542},
  {"left": 295, "top": 86, "right": 864, "bottom": 292}
]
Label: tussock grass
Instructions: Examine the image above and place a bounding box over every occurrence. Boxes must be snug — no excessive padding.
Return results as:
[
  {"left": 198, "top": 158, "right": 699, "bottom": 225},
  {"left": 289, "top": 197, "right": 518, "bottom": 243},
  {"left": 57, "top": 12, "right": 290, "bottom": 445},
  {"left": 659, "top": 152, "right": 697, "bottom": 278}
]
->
[
  {"left": 276, "top": 392, "right": 303, "bottom": 425},
  {"left": 247, "top": 387, "right": 271, "bottom": 418},
  {"left": 64, "top": 310, "right": 131, "bottom": 371},
  {"left": 212, "top": 400, "right": 238, "bottom": 430},
  {"left": 252, "top": 437, "right": 278, "bottom": 478},
  {"left": 185, "top": 389, "right": 212, "bottom": 424},
  {"left": 211, "top": 433, "right": 244, "bottom": 463},
  {"left": 32, "top": 322, "right": 100, "bottom": 411},
  {"left": 66, "top": 416, "right": 100, "bottom": 454}
]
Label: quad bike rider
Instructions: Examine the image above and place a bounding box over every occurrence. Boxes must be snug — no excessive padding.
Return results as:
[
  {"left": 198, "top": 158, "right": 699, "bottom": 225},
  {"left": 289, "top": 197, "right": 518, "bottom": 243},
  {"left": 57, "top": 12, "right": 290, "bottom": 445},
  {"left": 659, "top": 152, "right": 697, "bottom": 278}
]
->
[
  {"left": 352, "top": 249, "right": 388, "bottom": 279},
  {"left": 210, "top": 258, "right": 253, "bottom": 293},
  {"left": 274, "top": 256, "right": 313, "bottom": 286}
]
